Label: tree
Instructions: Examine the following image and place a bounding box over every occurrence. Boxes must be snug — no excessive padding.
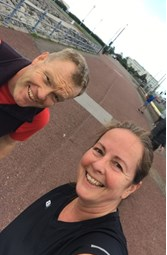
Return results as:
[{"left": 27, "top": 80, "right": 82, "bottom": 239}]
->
[
  {"left": 54, "top": 0, "right": 67, "bottom": 11},
  {"left": 102, "top": 45, "right": 115, "bottom": 55},
  {"left": 139, "top": 73, "right": 147, "bottom": 83}
]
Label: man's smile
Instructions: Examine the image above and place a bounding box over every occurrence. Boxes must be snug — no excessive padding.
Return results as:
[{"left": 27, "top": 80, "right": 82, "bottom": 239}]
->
[{"left": 28, "top": 85, "right": 37, "bottom": 102}]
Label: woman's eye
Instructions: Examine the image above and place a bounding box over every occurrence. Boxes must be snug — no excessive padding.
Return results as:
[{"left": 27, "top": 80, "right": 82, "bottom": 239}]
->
[
  {"left": 93, "top": 147, "right": 104, "bottom": 155},
  {"left": 112, "top": 161, "right": 123, "bottom": 171}
]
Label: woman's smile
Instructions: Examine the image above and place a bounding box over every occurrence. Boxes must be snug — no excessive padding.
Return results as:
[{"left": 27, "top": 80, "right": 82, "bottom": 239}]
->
[{"left": 86, "top": 171, "right": 104, "bottom": 188}]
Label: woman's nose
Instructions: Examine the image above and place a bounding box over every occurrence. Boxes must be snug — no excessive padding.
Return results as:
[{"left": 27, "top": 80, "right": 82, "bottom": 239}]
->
[{"left": 92, "top": 158, "right": 107, "bottom": 175}]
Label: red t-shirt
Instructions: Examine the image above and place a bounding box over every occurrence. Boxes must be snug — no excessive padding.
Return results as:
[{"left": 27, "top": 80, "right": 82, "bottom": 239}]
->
[{"left": 0, "top": 84, "right": 50, "bottom": 141}]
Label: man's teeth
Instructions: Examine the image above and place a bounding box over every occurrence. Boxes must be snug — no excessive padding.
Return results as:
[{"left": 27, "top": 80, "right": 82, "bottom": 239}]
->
[
  {"left": 86, "top": 173, "right": 104, "bottom": 187},
  {"left": 28, "top": 86, "right": 36, "bottom": 102}
]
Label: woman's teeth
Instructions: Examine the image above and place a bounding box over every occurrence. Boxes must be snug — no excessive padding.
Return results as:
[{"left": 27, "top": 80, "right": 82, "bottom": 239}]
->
[
  {"left": 28, "top": 86, "right": 36, "bottom": 102},
  {"left": 86, "top": 173, "right": 104, "bottom": 187}
]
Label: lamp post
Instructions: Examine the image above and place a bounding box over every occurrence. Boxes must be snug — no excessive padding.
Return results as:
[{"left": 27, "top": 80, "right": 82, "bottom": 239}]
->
[
  {"left": 153, "top": 74, "right": 166, "bottom": 92},
  {"left": 79, "top": 5, "right": 96, "bottom": 26},
  {"left": 90, "top": 18, "right": 103, "bottom": 35},
  {"left": 109, "top": 24, "right": 128, "bottom": 46},
  {"left": 97, "top": 24, "right": 128, "bottom": 54},
  {"left": 147, "top": 73, "right": 166, "bottom": 93}
]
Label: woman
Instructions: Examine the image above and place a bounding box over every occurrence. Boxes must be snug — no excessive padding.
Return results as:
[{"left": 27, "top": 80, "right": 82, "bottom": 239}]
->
[{"left": 0, "top": 121, "right": 153, "bottom": 255}]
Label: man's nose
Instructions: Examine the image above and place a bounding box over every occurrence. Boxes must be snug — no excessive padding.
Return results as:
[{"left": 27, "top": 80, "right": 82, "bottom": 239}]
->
[{"left": 37, "top": 87, "right": 52, "bottom": 101}]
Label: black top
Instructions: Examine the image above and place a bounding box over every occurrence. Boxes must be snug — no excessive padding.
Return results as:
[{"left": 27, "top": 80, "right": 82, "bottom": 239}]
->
[
  {"left": 151, "top": 118, "right": 166, "bottom": 147},
  {"left": 0, "top": 184, "right": 128, "bottom": 255},
  {"left": 0, "top": 40, "right": 43, "bottom": 137}
]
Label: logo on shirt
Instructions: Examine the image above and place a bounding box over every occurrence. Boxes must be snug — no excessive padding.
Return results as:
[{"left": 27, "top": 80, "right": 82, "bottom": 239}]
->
[{"left": 45, "top": 200, "right": 51, "bottom": 208}]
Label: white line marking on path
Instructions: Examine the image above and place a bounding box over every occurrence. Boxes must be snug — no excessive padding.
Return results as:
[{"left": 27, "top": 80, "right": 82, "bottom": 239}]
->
[
  {"left": 74, "top": 93, "right": 113, "bottom": 125},
  {"left": 113, "top": 69, "right": 123, "bottom": 77}
]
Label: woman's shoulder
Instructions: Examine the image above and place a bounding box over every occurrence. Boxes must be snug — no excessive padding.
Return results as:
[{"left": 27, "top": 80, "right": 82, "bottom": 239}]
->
[
  {"left": 36, "top": 183, "right": 76, "bottom": 203},
  {"left": 69, "top": 217, "right": 128, "bottom": 255},
  {"left": 72, "top": 210, "right": 127, "bottom": 254},
  {"left": 49, "top": 182, "right": 76, "bottom": 196}
]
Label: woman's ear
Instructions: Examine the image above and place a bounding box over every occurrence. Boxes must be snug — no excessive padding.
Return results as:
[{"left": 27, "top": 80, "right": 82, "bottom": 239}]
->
[
  {"left": 32, "top": 52, "right": 49, "bottom": 64},
  {"left": 121, "top": 181, "right": 142, "bottom": 199}
]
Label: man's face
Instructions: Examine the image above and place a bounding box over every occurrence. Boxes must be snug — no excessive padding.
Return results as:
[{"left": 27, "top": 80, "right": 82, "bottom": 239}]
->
[{"left": 8, "top": 53, "right": 81, "bottom": 108}]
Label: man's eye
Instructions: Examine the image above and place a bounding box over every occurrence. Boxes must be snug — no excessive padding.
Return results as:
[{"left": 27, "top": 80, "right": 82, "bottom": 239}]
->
[
  {"left": 45, "top": 75, "right": 51, "bottom": 85},
  {"left": 54, "top": 94, "right": 59, "bottom": 101}
]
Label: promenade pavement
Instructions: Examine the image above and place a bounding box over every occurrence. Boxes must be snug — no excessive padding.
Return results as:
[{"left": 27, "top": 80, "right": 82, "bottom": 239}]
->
[{"left": 0, "top": 26, "right": 166, "bottom": 255}]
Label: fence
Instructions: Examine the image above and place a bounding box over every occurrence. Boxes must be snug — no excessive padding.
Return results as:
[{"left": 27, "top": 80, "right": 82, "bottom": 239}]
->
[{"left": 0, "top": 0, "right": 101, "bottom": 54}]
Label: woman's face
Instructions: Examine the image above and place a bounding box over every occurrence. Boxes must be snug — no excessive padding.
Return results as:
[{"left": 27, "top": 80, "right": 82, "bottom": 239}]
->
[{"left": 76, "top": 128, "right": 143, "bottom": 208}]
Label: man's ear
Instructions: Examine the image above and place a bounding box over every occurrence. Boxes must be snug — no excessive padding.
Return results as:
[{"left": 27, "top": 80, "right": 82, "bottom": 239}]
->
[
  {"left": 32, "top": 52, "right": 49, "bottom": 64},
  {"left": 121, "top": 181, "right": 142, "bottom": 199}
]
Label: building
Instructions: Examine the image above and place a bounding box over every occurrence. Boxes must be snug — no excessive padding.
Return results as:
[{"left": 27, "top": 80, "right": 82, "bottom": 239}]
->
[
  {"left": 126, "top": 57, "right": 158, "bottom": 90},
  {"left": 127, "top": 57, "right": 146, "bottom": 75}
]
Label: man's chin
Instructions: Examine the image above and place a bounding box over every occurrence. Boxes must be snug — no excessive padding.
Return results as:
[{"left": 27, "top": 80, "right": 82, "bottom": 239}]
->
[
  {"left": 15, "top": 100, "right": 34, "bottom": 108},
  {"left": 15, "top": 98, "right": 44, "bottom": 108}
]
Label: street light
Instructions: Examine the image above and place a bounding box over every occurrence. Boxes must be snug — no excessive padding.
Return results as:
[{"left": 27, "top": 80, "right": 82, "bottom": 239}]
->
[
  {"left": 97, "top": 24, "right": 128, "bottom": 54},
  {"left": 79, "top": 5, "right": 96, "bottom": 26},
  {"left": 109, "top": 24, "right": 128, "bottom": 46},
  {"left": 147, "top": 73, "right": 166, "bottom": 93},
  {"left": 90, "top": 18, "right": 103, "bottom": 35},
  {"left": 154, "top": 74, "right": 166, "bottom": 91}
]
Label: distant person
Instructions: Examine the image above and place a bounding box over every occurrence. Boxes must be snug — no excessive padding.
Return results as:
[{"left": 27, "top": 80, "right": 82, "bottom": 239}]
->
[
  {"left": 138, "top": 94, "right": 157, "bottom": 113},
  {"left": 0, "top": 121, "right": 154, "bottom": 255},
  {"left": 153, "top": 109, "right": 166, "bottom": 126},
  {"left": 150, "top": 118, "right": 166, "bottom": 151},
  {"left": 0, "top": 40, "right": 89, "bottom": 159}
]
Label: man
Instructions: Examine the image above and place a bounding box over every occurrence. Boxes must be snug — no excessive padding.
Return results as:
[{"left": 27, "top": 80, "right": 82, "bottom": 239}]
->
[
  {"left": 153, "top": 108, "right": 166, "bottom": 126},
  {"left": 150, "top": 117, "right": 166, "bottom": 152},
  {"left": 0, "top": 40, "right": 89, "bottom": 159},
  {"left": 138, "top": 94, "right": 157, "bottom": 113}
]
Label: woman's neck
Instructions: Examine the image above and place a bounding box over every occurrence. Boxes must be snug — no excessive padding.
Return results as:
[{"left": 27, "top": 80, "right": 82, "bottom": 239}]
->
[{"left": 58, "top": 198, "right": 117, "bottom": 223}]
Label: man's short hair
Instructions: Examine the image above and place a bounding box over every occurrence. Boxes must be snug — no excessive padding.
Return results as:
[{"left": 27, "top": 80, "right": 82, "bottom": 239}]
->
[{"left": 48, "top": 48, "right": 89, "bottom": 95}]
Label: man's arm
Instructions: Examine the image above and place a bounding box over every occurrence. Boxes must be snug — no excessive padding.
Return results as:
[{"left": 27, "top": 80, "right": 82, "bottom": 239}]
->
[{"left": 0, "top": 135, "right": 17, "bottom": 159}]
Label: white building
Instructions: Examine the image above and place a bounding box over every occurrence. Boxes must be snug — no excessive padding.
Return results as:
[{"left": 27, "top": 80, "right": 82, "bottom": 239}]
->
[
  {"left": 127, "top": 57, "right": 146, "bottom": 75},
  {"left": 126, "top": 57, "right": 158, "bottom": 90}
]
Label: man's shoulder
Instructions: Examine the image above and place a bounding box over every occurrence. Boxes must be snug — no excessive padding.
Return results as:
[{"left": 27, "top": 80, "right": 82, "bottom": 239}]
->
[
  {"left": 9, "top": 108, "right": 50, "bottom": 141},
  {"left": 0, "top": 40, "right": 31, "bottom": 85},
  {"left": 33, "top": 108, "right": 50, "bottom": 127}
]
